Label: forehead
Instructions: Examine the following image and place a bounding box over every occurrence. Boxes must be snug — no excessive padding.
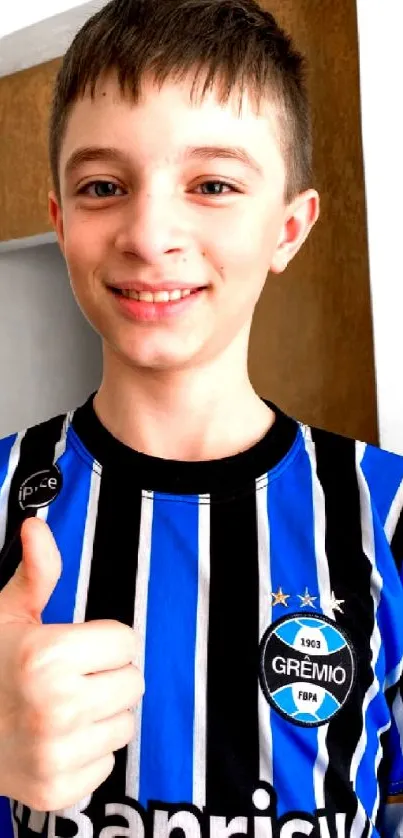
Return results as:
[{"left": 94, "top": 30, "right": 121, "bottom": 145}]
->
[{"left": 60, "top": 72, "right": 285, "bottom": 182}]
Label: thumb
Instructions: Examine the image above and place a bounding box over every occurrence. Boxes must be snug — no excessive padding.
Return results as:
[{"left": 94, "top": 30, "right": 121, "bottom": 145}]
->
[{"left": 0, "top": 517, "right": 62, "bottom": 624}]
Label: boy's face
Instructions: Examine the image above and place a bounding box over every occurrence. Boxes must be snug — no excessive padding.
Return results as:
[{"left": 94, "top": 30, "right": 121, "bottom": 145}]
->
[{"left": 49, "top": 72, "right": 319, "bottom": 373}]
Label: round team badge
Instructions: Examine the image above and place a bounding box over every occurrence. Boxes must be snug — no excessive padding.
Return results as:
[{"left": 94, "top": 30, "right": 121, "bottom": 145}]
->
[{"left": 259, "top": 613, "right": 356, "bottom": 727}]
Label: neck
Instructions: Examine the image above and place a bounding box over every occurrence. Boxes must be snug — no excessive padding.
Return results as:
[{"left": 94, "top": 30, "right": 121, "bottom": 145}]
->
[{"left": 93, "top": 343, "right": 275, "bottom": 461}]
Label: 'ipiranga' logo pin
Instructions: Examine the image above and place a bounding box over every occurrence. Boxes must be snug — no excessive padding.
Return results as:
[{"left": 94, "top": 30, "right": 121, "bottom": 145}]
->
[{"left": 18, "top": 465, "right": 63, "bottom": 510}]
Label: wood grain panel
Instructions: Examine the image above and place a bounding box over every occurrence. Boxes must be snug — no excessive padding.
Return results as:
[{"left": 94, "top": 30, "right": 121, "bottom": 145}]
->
[
  {"left": 249, "top": 0, "right": 378, "bottom": 442},
  {"left": 0, "top": 58, "right": 61, "bottom": 242}
]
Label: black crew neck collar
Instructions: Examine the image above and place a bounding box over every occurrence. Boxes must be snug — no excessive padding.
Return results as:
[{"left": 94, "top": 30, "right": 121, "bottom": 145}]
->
[{"left": 71, "top": 392, "right": 300, "bottom": 496}]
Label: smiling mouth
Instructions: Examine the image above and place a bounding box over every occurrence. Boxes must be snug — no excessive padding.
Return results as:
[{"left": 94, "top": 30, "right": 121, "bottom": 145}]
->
[{"left": 110, "top": 287, "right": 204, "bottom": 303}]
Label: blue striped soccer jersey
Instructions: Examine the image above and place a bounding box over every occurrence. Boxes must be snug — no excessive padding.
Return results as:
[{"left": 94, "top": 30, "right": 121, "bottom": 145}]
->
[{"left": 0, "top": 392, "right": 403, "bottom": 838}]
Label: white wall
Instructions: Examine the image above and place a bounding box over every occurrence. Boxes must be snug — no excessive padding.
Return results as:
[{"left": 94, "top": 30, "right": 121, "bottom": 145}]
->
[
  {"left": 0, "top": 1, "right": 89, "bottom": 37},
  {"left": 0, "top": 245, "right": 102, "bottom": 437},
  {"left": 356, "top": 0, "right": 403, "bottom": 454},
  {"left": 0, "top": 2, "right": 107, "bottom": 79}
]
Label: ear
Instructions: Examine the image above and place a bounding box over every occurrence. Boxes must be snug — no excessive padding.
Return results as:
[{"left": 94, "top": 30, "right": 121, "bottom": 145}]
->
[
  {"left": 48, "top": 190, "right": 66, "bottom": 257},
  {"left": 270, "top": 189, "right": 320, "bottom": 274}
]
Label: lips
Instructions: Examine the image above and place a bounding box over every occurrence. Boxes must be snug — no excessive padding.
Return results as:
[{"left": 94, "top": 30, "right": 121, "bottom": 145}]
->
[
  {"left": 122, "top": 288, "right": 194, "bottom": 302},
  {"left": 110, "top": 283, "right": 206, "bottom": 322},
  {"left": 107, "top": 279, "right": 207, "bottom": 304},
  {"left": 107, "top": 280, "right": 206, "bottom": 293}
]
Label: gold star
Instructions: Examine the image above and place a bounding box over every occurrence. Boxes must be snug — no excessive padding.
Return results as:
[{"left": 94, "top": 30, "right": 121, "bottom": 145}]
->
[
  {"left": 298, "top": 587, "right": 317, "bottom": 608},
  {"left": 328, "top": 591, "right": 345, "bottom": 613},
  {"left": 272, "top": 587, "right": 290, "bottom": 607}
]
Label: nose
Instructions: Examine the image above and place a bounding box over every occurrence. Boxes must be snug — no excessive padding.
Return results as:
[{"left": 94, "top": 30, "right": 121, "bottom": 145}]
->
[{"left": 114, "top": 186, "right": 189, "bottom": 263}]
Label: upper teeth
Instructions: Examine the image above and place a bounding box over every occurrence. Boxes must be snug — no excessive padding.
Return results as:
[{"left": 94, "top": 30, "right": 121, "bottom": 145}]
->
[{"left": 120, "top": 289, "right": 193, "bottom": 302}]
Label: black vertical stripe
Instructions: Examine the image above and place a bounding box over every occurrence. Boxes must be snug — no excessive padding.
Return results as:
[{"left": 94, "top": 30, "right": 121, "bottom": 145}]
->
[
  {"left": 205, "top": 490, "right": 260, "bottom": 815},
  {"left": 0, "top": 414, "right": 66, "bottom": 589},
  {"left": 83, "top": 465, "right": 142, "bottom": 829},
  {"left": 391, "top": 508, "right": 403, "bottom": 575},
  {"left": 312, "top": 429, "right": 375, "bottom": 823}
]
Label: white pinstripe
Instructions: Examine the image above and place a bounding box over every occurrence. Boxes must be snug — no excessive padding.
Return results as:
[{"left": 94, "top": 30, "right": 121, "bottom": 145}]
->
[
  {"left": 256, "top": 479, "right": 273, "bottom": 788},
  {"left": 192, "top": 494, "right": 211, "bottom": 808},
  {"left": 126, "top": 491, "right": 154, "bottom": 800}
]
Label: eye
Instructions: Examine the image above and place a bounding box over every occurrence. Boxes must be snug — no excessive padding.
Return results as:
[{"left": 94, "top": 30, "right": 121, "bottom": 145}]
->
[
  {"left": 195, "top": 180, "right": 239, "bottom": 196},
  {"left": 76, "top": 179, "right": 240, "bottom": 199},
  {"left": 77, "top": 181, "right": 125, "bottom": 198}
]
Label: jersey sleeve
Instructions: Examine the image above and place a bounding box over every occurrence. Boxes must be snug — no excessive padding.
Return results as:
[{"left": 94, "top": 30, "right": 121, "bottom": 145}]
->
[
  {"left": 384, "top": 500, "right": 403, "bottom": 835},
  {"left": 362, "top": 444, "right": 403, "bottom": 835},
  {"left": 0, "top": 436, "right": 24, "bottom": 826},
  {"left": 0, "top": 431, "right": 19, "bottom": 551}
]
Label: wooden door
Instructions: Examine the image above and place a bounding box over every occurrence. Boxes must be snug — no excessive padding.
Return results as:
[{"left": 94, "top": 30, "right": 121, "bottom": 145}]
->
[{"left": 249, "top": 0, "right": 377, "bottom": 443}]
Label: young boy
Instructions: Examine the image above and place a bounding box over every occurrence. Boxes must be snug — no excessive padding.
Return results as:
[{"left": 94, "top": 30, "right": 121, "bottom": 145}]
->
[{"left": 0, "top": 0, "right": 402, "bottom": 835}]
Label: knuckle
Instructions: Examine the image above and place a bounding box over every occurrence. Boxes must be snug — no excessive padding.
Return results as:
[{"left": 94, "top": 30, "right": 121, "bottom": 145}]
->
[
  {"left": 30, "top": 739, "right": 65, "bottom": 782},
  {"left": 30, "top": 780, "right": 63, "bottom": 813},
  {"left": 115, "top": 711, "right": 135, "bottom": 748},
  {"left": 23, "top": 701, "right": 69, "bottom": 738},
  {"left": 17, "top": 627, "right": 45, "bottom": 677},
  {"left": 28, "top": 742, "right": 53, "bottom": 783},
  {"left": 17, "top": 630, "right": 62, "bottom": 698},
  {"left": 46, "top": 701, "right": 74, "bottom": 735},
  {"left": 23, "top": 704, "right": 50, "bottom": 738},
  {"left": 132, "top": 669, "right": 145, "bottom": 701}
]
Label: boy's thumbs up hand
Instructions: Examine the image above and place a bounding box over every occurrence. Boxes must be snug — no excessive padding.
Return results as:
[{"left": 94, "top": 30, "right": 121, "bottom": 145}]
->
[
  {"left": 0, "top": 517, "right": 144, "bottom": 811},
  {"left": 0, "top": 518, "right": 62, "bottom": 625}
]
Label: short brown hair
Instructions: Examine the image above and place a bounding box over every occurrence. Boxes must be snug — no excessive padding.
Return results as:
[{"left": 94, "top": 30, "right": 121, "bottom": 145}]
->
[{"left": 48, "top": 0, "right": 312, "bottom": 205}]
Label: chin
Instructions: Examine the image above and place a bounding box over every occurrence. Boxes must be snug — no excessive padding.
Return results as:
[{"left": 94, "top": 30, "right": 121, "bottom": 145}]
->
[
  {"left": 115, "top": 341, "right": 201, "bottom": 373},
  {"left": 93, "top": 313, "right": 209, "bottom": 371},
  {"left": 127, "top": 356, "right": 195, "bottom": 373}
]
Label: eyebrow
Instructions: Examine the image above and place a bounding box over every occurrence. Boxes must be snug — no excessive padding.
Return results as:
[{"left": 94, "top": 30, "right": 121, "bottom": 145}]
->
[{"left": 64, "top": 144, "right": 264, "bottom": 180}]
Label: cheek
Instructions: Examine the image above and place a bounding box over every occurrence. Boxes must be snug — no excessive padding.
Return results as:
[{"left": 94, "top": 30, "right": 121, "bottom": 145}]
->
[
  {"left": 63, "top": 221, "right": 103, "bottom": 288},
  {"left": 209, "top": 202, "right": 280, "bottom": 268},
  {"left": 212, "top": 224, "right": 273, "bottom": 297}
]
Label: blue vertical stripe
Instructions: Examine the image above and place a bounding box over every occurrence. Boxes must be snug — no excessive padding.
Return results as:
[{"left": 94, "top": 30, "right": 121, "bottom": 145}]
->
[
  {"left": 42, "top": 439, "right": 94, "bottom": 624},
  {"left": 361, "top": 443, "right": 403, "bottom": 811},
  {"left": 362, "top": 447, "right": 403, "bottom": 527},
  {"left": 0, "top": 433, "right": 17, "bottom": 493},
  {"left": 267, "top": 448, "right": 320, "bottom": 816},
  {"left": 0, "top": 799, "right": 14, "bottom": 838},
  {"left": 387, "top": 707, "right": 403, "bottom": 789},
  {"left": 355, "top": 512, "right": 403, "bottom": 812},
  {"left": 139, "top": 494, "right": 199, "bottom": 805}
]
